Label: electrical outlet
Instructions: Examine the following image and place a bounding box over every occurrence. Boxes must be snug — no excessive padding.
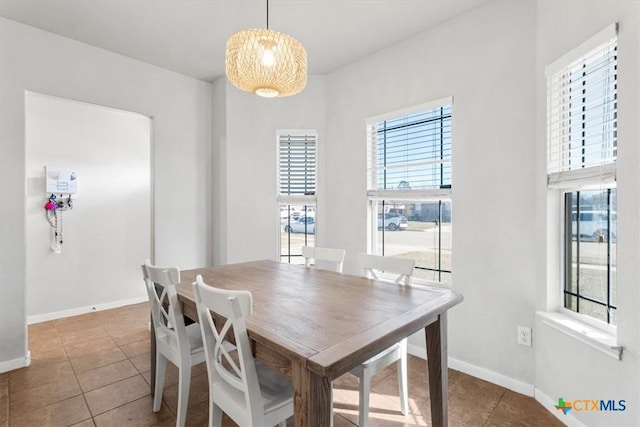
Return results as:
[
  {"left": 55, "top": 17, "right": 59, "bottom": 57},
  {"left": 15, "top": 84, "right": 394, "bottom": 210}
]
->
[{"left": 518, "top": 326, "right": 532, "bottom": 347}]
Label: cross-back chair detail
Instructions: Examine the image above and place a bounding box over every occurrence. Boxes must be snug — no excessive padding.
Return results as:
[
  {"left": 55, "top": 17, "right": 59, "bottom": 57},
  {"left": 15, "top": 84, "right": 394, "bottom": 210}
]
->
[
  {"left": 193, "top": 275, "right": 293, "bottom": 427},
  {"left": 142, "top": 260, "right": 206, "bottom": 427}
]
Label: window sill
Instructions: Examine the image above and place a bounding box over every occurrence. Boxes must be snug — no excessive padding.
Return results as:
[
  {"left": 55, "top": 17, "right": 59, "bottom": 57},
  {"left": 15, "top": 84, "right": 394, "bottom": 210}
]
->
[{"left": 536, "top": 311, "right": 622, "bottom": 360}]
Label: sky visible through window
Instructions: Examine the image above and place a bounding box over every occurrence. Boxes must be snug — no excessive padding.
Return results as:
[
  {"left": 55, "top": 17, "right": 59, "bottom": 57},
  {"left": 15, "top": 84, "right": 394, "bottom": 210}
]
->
[{"left": 376, "top": 106, "right": 451, "bottom": 190}]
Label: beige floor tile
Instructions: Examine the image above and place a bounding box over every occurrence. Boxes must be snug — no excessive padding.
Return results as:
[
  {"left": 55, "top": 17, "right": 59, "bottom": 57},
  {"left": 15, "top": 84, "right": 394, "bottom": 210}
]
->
[
  {"left": 9, "top": 395, "right": 90, "bottom": 427},
  {"left": 142, "top": 370, "right": 152, "bottom": 385},
  {"left": 93, "top": 395, "right": 172, "bottom": 427},
  {"left": 84, "top": 375, "right": 150, "bottom": 416},
  {"left": 129, "top": 352, "right": 151, "bottom": 374},
  {"left": 485, "top": 390, "right": 565, "bottom": 427},
  {"left": 184, "top": 399, "right": 209, "bottom": 427},
  {"left": 119, "top": 338, "right": 150, "bottom": 359},
  {"left": 9, "top": 360, "right": 75, "bottom": 393},
  {"left": 9, "top": 366, "right": 81, "bottom": 412},
  {"left": 446, "top": 391, "right": 503, "bottom": 426},
  {"left": 28, "top": 345, "right": 68, "bottom": 367},
  {"left": 70, "top": 347, "right": 128, "bottom": 374},
  {"left": 77, "top": 359, "right": 139, "bottom": 392},
  {"left": 335, "top": 380, "right": 426, "bottom": 426},
  {"left": 161, "top": 372, "right": 210, "bottom": 415},
  {"left": 64, "top": 335, "right": 118, "bottom": 359},
  {"left": 111, "top": 329, "right": 150, "bottom": 347},
  {"left": 371, "top": 364, "right": 430, "bottom": 408},
  {"left": 59, "top": 326, "right": 110, "bottom": 345},
  {"left": 0, "top": 374, "right": 7, "bottom": 399},
  {"left": 55, "top": 316, "right": 105, "bottom": 335},
  {"left": 103, "top": 317, "right": 148, "bottom": 337},
  {"left": 70, "top": 419, "right": 96, "bottom": 427},
  {"left": 27, "top": 333, "right": 64, "bottom": 353},
  {"left": 0, "top": 395, "right": 8, "bottom": 427},
  {"left": 28, "top": 320, "right": 58, "bottom": 336}
]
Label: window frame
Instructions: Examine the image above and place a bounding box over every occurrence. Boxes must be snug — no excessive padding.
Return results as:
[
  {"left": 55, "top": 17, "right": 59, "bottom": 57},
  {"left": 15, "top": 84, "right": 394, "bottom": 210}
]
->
[
  {"left": 558, "top": 187, "right": 617, "bottom": 334},
  {"left": 276, "top": 129, "right": 318, "bottom": 264},
  {"left": 366, "top": 97, "right": 453, "bottom": 283},
  {"left": 546, "top": 23, "right": 618, "bottom": 331}
]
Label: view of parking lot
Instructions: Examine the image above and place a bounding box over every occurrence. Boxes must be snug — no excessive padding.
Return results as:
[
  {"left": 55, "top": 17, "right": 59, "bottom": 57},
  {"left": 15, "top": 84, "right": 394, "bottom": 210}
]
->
[
  {"left": 568, "top": 237, "right": 617, "bottom": 324},
  {"left": 280, "top": 207, "right": 452, "bottom": 284},
  {"left": 376, "top": 220, "right": 451, "bottom": 284}
]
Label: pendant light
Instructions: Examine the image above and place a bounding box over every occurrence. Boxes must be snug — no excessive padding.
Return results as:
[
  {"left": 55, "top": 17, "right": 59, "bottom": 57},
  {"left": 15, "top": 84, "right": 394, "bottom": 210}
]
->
[{"left": 225, "top": 0, "right": 307, "bottom": 98}]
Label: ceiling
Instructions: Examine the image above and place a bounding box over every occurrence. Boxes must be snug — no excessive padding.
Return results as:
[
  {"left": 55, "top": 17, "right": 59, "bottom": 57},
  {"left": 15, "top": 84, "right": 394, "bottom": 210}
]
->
[{"left": 0, "top": 0, "right": 489, "bottom": 82}]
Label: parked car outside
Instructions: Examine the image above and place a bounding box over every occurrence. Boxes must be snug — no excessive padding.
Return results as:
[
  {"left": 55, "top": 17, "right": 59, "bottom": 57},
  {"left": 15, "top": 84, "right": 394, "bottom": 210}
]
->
[
  {"left": 283, "top": 216, "right": 315, "bottom": 233},
  {"left": 280, "top": 208, "right": 302, "bottom": 220},
  {"left": 378, "top": 213, "right": 408, "bottom": 231},
  {"left": 572, "top": 210, "right": 617, "bottom": 241}
]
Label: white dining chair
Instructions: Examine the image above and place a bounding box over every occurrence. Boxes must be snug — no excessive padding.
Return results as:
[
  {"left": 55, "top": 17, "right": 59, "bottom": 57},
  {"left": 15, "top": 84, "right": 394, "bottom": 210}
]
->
[
  {"left": 302, "top": 246, "right": 346, "bottom": 273},
  {"left": 193, "top": 275, "right": 294, "bottom": 427},
  {"left": 352, "top": 253, "right": 416, "bottom": 427},
  {"left": 141, "top": 260, "right": 206, "bottom": 427}
]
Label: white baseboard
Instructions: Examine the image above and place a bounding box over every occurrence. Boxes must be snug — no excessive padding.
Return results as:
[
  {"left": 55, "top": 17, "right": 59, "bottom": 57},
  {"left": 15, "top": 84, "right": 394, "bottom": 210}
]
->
[
  {"left": 27, "top": 296, "right": 148, "bottom": 324},
  {"left": 448, "top": 357, "right": 535, "bottom": 397},
  {"left": 0, "top": 351, "right": 31, "bottom": 373},
  {"left": 407, "top": 342, "right": 535, "bottom": 396},
  {"left": 535, "top": 387, "right": 585, "bottom": 427},
  {"left": 407, "top": 341, "right": 428, "bottom": 359}
]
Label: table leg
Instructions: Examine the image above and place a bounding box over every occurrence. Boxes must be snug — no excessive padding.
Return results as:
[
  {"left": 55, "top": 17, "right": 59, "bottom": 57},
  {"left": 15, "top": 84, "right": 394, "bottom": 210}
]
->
[
  {"left": 425, "top": 312, "right": 448, "bottom": 427},
  {"left": 292, "top": 361, "right": 332, "bottom": 427},
  {"left": 150, "top": 313, "right": 156, "bottom": 395}
]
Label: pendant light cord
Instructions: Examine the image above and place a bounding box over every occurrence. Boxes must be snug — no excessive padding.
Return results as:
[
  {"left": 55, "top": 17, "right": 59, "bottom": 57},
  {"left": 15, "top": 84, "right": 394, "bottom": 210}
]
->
[{"left": 266, "top": 0, "right": 270, "bottom": 30}]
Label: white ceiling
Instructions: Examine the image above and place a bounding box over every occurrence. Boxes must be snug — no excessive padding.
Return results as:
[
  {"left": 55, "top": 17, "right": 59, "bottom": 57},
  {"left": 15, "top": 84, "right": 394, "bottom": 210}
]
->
[{"left": 0, "top": 0, "right": 488, "bottom": 82}]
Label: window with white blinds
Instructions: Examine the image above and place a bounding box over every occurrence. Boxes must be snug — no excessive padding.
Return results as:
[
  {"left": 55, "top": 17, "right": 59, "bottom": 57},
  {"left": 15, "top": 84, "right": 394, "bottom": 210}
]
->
[
  {"left": 278, "top": 130, "right": 317, "bottom": 265},
  {"left": 546, "top": 24, "right": 620, "bottom": 328},
  {"left": 278, "top": 132, "right": 316, "bottom": 198},
  {"left": 368, "top": 103, "right": 452, "bottom": 197},
  {"left": 366, "top": 99, "right": 453, "bottom": 284},
  {"left": 546, "top": 24, "right": 617, "bottom": 189}
]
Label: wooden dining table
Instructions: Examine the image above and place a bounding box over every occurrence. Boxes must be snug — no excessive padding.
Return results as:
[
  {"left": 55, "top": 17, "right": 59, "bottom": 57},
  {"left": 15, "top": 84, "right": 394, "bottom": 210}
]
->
[{"left": 171, "top": 259, "right": 463, "bottom": 427}]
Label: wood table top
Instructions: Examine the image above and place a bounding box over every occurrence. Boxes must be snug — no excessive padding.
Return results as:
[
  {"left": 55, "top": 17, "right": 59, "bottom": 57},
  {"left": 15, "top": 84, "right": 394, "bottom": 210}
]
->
[{"left": 177, "top": 259, "right": 463, "bottom": 379}]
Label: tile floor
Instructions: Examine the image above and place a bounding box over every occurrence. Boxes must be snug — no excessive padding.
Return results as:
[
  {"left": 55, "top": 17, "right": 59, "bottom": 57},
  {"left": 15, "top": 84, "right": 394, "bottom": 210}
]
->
[{"left": 1, "top": 302, "right": 564, "bottom": 427}]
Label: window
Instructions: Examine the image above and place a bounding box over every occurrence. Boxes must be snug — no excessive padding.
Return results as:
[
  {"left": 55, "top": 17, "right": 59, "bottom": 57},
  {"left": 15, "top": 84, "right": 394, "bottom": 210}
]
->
[
  {"left": 278, "top": 131, "right": 317, "bottom": 264},
  {"left": 367, "top": 98, "right": 452, "bottom": 284},
  {"left": 546, "top": 24, "right": 617, "bottom": 325}
]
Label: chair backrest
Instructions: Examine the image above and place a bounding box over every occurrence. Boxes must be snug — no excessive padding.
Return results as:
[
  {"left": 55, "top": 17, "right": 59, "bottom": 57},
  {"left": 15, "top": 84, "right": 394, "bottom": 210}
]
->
[
  {"left": 193, "top": 275, "right": 264, "bottom": 423},
  {"left": 358, "top": 253, "right": 416, "bottom": 285},
  {"left": 302, "top": 246, "right": 346, "bottom": 273},
  {"left": 141, "top": 260, "right": 189, "bottom": 360}
]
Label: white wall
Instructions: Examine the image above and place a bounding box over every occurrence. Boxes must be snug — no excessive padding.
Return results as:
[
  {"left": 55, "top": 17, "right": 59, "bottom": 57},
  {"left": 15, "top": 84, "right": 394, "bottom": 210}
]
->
[
  {"left": 324, "top": 0, "right": 538, "bottom": 390},
  {"left": 213, "top": 77, "right": 325, "bottom": 264},
  {"left": 0, "top": 18, "right": 211, "bottom": 371},
  {"left": 534, "top": 1, "right": 640, "bottom": 426},
  {"left": 211, "top": 78, "right": 228, "bottom": 266},
  {"left": 25, "top": 92, "right": 150, "bottom": 321}
]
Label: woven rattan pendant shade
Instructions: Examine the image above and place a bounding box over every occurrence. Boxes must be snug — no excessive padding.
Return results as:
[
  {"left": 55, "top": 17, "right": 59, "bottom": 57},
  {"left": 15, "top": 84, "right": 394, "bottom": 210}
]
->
[{"left": 226, "top": 28, "right": 307, "bottom": 97}]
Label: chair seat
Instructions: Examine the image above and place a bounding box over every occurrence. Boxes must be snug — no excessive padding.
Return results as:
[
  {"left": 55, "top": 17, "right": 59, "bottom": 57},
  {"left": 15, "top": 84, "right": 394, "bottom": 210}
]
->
[
  {"left": 185, "top": 323, "right": 205, "bottom": 353},
  {"left": 255, "top": 361, "right": 293, "bottom": 410},
  {"left": 210, "top": 360, "right": 293, "bottom": 425},
  {"left": 157, "top": 323, "right": 205, "bottom": 359}
]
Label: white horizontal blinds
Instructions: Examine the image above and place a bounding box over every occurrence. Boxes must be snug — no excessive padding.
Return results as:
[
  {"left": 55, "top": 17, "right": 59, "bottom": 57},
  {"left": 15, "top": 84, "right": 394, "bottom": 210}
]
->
[
  {"left": 547, "top": 25, "right": 617, "bottom": 189},
  {"left": 279, "top": 133, "right": 316, "bottom": 196},
  {"left": 373, "top": 105, "right": 452, "bottom": 192}
]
